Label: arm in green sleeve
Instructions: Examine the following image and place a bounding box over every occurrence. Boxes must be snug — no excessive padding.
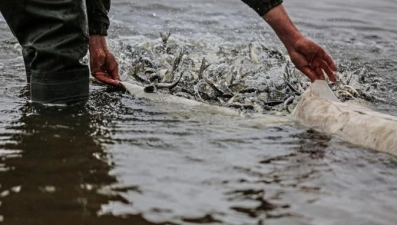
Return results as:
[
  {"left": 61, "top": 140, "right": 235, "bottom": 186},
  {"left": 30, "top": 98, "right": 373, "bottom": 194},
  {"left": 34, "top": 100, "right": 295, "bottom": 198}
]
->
[
  {"left": 86, "top": 0, "right": 111, "bottom": 36},
  {"left": 241, "top": 0, "right": 283, "bottom": 16}
]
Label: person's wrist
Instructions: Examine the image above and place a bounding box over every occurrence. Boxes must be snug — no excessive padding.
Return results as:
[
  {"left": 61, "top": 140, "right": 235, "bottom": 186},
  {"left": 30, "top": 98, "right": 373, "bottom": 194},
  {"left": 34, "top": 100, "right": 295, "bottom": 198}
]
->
[
  {"left": 283, "top": 33, "right": 305, "bottom": 52},
  {"left": 262, "top": 4, "right": 304, "bottom": 51},
  {"left": 89, "top": 35, "right": 107, "bottom": 51}
]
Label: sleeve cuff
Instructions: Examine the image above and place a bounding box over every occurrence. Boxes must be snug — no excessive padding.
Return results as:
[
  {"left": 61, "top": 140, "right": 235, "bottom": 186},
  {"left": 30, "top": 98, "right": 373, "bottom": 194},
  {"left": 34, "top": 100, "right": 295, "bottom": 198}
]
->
[
  {"left": 89, "top": 22, "right": 109, "bottom": 36},
  {"left": 248, "top": 0, "right": 284, "bottom": 17}
]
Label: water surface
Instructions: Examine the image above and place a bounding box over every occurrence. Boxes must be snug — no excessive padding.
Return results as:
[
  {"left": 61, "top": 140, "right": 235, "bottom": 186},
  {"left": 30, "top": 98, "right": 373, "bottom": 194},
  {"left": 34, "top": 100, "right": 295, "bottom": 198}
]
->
[{"left": 1, "top": 0, "right": 397, "bottom": 224}]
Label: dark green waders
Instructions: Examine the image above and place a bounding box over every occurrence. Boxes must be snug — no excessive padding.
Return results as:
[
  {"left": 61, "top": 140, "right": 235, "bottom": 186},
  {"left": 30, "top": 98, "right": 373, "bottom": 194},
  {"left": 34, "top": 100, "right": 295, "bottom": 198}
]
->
[{"left": 0, "top": 0, "right": 90, "bottom": 104}]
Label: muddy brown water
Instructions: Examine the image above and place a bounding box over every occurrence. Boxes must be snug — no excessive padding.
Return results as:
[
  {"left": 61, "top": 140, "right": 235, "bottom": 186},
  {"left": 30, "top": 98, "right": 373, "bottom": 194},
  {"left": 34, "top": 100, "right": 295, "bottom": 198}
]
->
[{"left": 1, "top": 0, "right": 397, "bottom": 224}]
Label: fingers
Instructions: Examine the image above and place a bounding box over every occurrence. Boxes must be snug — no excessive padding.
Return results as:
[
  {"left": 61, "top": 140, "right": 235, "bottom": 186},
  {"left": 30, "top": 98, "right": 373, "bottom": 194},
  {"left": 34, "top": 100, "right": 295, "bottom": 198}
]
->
[
  {"left": 323, "top": 51, "right": 337, "bottom": 71},
  {"left": 301, "top": 60, "right": 335, "bottom": 83},
  {"left": 309, "top": 53, "right": 337, "bottom": 82},
  {"left": 318, "top": 49, "right": 337, "bottom": 82},
  {"left": 296, "top": 40, "right": 337, "bottom": 82},
  {"left": 314, "top": 67, "right": 325, "bottom": 80},
  {"left": 306, "top": 63, "right": 335, "bottom": 83},
  {"left": 92, "top": 72, "right": 121, "bottom": 86},
  {"left": 320, "top": 60, "right": 337, "bottom": 82},
  {"left": 90, "top": 51, "right": 121, "bottom": 86},
  {"left": 107, "top": 54, "right": 120, "bottom": 82},
  {"left": 299, "top": 67, "right": 316, "bottom": 82}
]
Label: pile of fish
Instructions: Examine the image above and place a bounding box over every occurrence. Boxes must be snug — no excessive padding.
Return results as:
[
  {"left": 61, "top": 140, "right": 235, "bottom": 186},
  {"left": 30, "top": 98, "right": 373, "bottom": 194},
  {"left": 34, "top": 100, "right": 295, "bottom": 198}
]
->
[{"left": 116, "top": 33, "right": 385, "bottom": 114}]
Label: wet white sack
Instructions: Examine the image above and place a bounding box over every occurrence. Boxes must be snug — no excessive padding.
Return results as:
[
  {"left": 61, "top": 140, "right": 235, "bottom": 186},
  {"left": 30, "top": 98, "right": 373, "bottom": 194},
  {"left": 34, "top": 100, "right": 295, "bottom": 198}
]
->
[{"left": 293, "top": 80, "right": 397, "bottom": 155}]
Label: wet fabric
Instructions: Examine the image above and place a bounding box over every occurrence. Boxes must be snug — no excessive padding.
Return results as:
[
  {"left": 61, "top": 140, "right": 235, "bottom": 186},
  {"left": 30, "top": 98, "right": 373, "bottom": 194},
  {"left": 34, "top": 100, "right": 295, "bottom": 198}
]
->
[
  {"left": 86, "top": 0, "right": 110, "bottom": 36},
  {"left": 293, "top": 80, "right": 397, "bottom": 156},
  {"left": 0, "top": 0, "right": 90, "bottom": 104},
  {"left": 241, "top": 0, "right": 283, "bottom": 16}
]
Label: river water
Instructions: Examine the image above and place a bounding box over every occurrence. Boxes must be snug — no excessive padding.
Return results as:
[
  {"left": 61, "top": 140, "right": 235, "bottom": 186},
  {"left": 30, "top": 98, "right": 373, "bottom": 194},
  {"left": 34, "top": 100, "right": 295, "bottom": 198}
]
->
[{"left": 1, "top": 0, "right": 397, "bottom": 225}]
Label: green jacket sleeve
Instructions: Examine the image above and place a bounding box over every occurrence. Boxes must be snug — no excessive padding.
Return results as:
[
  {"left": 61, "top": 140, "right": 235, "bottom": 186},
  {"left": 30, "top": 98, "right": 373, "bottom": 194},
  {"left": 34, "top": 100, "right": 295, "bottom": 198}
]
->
[
  {"left": 86, "top": 0, "right": 110, "bottom": 36},
  {"left": 241, "top": 0, "right": 283, "bottom": 16}
]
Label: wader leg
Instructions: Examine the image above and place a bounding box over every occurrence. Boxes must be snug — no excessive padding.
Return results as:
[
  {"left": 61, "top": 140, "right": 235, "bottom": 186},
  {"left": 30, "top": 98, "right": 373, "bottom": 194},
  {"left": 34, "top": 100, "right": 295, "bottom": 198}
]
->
[
  {"left": 0, "top": 0, "right": 90, "bottom": 104},
  {"left": 22, "top": 47, "right": 35, "bottom": 83}
]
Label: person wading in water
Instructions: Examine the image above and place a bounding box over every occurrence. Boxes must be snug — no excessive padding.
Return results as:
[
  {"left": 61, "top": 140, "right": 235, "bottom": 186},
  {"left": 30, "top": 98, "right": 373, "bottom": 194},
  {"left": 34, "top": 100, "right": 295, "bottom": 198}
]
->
[{"left": 0, "top": 0, "right": 336, "bottom": 104}]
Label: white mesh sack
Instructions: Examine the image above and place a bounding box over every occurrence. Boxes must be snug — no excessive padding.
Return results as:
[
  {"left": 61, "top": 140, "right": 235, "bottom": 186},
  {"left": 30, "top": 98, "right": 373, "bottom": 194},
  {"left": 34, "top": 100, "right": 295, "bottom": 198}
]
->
[{"left": 293, "top": 80, "right": 397, "bottom": 155}]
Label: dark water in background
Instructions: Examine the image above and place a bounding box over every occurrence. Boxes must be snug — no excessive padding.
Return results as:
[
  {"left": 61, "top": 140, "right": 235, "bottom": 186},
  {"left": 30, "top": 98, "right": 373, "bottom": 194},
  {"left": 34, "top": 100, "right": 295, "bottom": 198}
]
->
[{"left": 1, "top": 0, "right": 397, "bottom": 225}]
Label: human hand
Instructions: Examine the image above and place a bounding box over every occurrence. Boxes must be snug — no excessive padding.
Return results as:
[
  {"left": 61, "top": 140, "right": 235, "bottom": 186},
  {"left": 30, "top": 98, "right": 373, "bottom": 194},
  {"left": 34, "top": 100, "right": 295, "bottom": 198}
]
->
[
  {"left": 286, "top": 37, "right": 337, "bottom": 82},
  {"left": 89, "top": 35, "right": 120, "bottom": 86},
  {"left": 262, "top": 4, "right": 337, "bottom": 82}
]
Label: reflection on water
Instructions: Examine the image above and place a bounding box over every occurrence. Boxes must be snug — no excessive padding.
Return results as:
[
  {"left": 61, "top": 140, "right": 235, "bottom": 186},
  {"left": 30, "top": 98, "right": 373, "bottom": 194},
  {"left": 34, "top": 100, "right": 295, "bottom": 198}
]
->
[
  {"left": 0, "top": 101, "right": 158, "bottom": 225},
  {"left": 0, "top": 82, "right": 397, "bottom": 225}
]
